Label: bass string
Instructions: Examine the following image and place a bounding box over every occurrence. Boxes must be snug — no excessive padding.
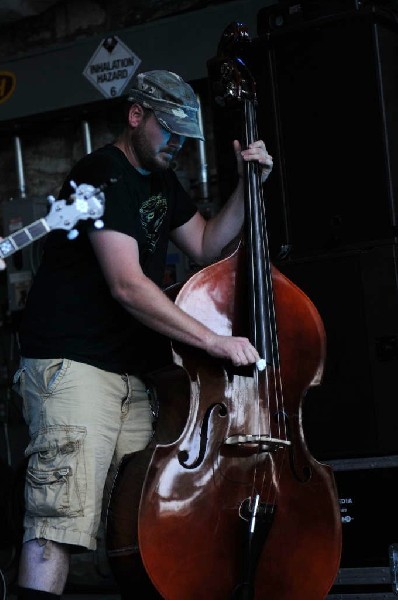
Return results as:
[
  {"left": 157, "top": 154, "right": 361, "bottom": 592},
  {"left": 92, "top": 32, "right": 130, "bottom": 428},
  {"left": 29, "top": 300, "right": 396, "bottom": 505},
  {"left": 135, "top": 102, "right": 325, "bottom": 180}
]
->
[{"left": 244, "top": 98, "right": 288, "bottom": 510}]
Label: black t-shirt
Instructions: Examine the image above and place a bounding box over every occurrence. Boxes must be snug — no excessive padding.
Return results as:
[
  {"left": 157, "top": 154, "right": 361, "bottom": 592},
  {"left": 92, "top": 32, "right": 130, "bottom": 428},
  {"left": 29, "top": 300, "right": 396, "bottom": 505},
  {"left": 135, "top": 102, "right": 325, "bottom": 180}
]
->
[{"left": 18, "top": 144, "right": 197, "bottom": 374}]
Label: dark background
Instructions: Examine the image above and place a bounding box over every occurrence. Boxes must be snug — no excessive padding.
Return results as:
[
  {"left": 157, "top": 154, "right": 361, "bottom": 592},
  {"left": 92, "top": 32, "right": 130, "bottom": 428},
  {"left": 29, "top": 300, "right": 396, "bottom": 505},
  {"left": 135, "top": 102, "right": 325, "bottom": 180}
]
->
[{"left": 210, "top": 2, "right": 398, "bottom": 462}]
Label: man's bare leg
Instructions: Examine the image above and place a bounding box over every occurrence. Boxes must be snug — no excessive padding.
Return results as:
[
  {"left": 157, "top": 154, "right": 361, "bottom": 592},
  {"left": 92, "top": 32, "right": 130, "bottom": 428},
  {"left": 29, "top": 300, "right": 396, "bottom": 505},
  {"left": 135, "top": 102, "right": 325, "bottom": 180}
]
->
[{"left": 18, "top": 539, "right": 70, "bottom": 595}]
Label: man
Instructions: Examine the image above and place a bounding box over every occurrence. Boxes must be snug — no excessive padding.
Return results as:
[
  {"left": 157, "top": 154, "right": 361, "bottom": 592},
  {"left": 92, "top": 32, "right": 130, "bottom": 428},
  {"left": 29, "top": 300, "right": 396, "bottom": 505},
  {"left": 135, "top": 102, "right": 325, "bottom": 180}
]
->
[{"left": 13, "top": 70, "right": 273, "bottom": 600}]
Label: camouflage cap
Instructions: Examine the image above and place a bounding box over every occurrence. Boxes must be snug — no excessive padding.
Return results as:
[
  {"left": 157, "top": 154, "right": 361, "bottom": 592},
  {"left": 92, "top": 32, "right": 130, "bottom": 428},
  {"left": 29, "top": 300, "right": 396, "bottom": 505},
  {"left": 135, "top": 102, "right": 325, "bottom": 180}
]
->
[{"left": 127, "top": 70, "right": 204, "bottom": 140}]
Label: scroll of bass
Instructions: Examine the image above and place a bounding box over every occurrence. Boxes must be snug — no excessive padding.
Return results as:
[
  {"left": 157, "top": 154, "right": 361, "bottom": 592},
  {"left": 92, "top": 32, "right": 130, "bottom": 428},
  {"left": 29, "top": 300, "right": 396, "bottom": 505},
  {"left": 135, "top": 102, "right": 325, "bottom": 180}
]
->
[{"left": 106, "top": 22, "right": 342, "bottom": 600}]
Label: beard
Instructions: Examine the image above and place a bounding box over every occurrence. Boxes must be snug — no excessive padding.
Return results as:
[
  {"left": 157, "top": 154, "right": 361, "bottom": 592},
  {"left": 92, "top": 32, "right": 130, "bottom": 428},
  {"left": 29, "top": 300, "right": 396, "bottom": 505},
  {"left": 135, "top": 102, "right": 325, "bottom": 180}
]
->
[{"left": 130, "top": 124, "right": 173, "bottom": 172}]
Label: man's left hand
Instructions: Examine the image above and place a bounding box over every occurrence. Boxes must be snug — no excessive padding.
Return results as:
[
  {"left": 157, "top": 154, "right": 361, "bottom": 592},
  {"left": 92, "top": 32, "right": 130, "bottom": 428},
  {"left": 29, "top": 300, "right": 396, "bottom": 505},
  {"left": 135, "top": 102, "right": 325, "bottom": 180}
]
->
[{"left": 234, "top": 139, "right": 273, "bottom": 183}]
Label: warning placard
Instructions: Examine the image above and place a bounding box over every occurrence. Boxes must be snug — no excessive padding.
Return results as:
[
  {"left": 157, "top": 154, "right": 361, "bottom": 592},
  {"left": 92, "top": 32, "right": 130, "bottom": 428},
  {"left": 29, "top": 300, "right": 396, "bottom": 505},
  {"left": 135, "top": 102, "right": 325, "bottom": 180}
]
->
[{"left": 83, "top": 35, "right": 141, "bottom": 99}]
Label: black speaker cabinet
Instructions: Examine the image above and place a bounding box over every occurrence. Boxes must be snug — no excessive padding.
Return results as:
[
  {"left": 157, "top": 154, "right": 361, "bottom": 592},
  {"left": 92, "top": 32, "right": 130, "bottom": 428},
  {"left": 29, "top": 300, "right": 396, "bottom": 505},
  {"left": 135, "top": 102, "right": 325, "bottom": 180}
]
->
[
  {"left": 251, "top": 5, "right": 398, "bottom": 258},
  {"left": 278, "top": 242, "right": 398, "bottom": 459},
  {"left": 330, "top": 459, "right": 398, "bottom": 568},
  {"left": 209, "top": 6, "right": 398, "bottom": 259}
]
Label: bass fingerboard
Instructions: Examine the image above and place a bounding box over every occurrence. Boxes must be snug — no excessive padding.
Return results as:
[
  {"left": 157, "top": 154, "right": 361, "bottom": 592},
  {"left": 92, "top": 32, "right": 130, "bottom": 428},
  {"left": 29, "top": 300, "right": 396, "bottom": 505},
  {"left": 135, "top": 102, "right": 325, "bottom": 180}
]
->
[{"left": 0, "top": 219, "right": 50, "bottom": 259}]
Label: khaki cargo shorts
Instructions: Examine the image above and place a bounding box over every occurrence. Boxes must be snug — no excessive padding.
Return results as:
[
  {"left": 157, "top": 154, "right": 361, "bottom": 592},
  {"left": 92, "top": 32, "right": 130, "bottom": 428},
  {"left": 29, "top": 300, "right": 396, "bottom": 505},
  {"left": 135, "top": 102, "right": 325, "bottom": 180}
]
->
[{"left": 13, "top": 358, "right": 155, "bottom": 551}]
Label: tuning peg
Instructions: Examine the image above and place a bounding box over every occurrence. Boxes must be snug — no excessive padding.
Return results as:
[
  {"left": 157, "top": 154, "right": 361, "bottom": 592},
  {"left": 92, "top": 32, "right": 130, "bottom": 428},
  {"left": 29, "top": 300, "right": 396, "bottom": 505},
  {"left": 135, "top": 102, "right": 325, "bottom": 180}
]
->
[
  {"left": 47, "top": 195, "right": 56, "bottom": 204},
  {"left": 67, "top": 229, "right": 79, "bottom": 240},
  {"left": 70, "top": 180, "right": 77, "bottom": 190},
  {"left": 94, "top": 219, "right": 104, "bottom": 229}
]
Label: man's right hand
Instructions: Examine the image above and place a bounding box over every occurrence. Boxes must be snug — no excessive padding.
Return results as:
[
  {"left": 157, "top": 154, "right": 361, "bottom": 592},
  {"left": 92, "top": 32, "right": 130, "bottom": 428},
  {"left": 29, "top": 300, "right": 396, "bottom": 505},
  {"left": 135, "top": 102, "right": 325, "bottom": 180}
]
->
[{"left": 205, "top": 333, "right": 260, "bottom": 367}]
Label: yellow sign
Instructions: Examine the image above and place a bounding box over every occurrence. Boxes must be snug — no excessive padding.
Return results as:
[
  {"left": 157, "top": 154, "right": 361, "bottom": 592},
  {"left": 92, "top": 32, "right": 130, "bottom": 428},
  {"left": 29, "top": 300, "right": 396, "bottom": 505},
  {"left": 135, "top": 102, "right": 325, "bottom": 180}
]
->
[{"left": 0, "top": 71, "right": 16, "bottom": 104}]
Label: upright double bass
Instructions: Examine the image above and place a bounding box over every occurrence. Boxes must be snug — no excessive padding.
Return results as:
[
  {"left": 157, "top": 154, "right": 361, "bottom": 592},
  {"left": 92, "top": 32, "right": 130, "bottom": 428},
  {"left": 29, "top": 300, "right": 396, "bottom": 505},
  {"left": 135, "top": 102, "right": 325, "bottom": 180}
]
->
[{"left": 106, "top": 22, "right": 342, "bottom": 600}]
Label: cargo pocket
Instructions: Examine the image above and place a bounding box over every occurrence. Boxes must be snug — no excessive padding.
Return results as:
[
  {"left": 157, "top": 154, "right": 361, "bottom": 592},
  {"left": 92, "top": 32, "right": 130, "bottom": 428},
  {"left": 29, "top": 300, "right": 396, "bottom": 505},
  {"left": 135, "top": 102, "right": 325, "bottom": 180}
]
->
[{"left": 24, "top": 425, "right": 87, "bottom": 518}]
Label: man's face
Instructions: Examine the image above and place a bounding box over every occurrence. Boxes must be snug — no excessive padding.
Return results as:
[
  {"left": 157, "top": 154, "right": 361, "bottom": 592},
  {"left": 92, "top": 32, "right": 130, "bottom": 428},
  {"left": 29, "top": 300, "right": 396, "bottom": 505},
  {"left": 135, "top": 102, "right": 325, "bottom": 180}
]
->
[{"left": 132, "top": 112, "right": 186, "bottom": 172}]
